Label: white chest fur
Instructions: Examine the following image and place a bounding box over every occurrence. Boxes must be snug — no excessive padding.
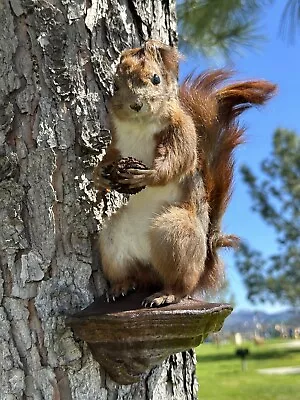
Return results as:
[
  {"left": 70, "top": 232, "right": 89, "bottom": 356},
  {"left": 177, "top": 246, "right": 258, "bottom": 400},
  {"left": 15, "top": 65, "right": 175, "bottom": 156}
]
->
[
  {"left": 100, "top": 116, "right": 182, "bottom": 269},
  {"left": 100, "top": 182, "right": 182, "bottom": 269},
  {"left": 113, "top": 117, "right": 163, "bottom": 167}
]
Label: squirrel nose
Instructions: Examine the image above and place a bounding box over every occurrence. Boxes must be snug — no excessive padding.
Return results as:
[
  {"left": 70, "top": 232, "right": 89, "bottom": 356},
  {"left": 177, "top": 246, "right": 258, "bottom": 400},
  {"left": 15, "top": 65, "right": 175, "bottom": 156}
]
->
[{"left": 130, "top": 101, "right": 143, "bottom": 112}]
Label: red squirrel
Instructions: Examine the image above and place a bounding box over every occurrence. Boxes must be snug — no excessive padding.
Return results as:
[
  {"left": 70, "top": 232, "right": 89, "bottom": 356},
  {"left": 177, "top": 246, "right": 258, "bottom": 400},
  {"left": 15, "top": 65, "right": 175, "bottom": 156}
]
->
[{"left": 93, "top": 40, "right": 276, "bottom": 307}]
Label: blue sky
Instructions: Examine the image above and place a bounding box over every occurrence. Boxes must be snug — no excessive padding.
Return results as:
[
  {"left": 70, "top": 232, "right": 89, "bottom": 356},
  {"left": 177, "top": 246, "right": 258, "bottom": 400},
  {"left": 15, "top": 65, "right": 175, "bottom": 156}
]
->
[{"left": 179, "top": 2, "right": 300, "bottom": 312}]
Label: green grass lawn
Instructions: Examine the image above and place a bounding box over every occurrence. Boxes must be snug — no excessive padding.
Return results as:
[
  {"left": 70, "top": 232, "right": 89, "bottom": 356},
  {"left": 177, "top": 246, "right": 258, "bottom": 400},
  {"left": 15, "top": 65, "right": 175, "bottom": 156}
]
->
[{"left": 196, "top": 338, "right": 300, "bottom": 400}]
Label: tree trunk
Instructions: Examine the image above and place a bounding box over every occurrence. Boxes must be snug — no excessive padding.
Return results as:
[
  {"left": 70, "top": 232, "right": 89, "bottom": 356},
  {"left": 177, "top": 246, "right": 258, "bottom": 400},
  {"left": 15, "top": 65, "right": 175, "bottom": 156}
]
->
[{"left": 0, "top": 0, "right": 198, "bottom": 399}]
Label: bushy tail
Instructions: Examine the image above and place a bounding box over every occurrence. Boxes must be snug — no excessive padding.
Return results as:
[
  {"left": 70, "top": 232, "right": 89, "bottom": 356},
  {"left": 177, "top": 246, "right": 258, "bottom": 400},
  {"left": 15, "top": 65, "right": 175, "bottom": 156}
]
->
[{"left": 180, "top": 70, "right": 276, "bottom": 289}]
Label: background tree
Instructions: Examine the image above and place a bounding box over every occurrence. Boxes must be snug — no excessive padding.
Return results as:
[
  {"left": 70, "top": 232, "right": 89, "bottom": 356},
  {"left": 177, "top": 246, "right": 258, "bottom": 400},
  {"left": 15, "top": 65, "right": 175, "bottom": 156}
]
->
[
  {"left": 280, "top": 0, "right": 300, "bottom": 40},
  {"left": 234, "top": 129, "right": 300, "bottom": 307},
  {"left": 0, "top": 1, "right": 198, "bottom": 399},
  {"left": 177, "top": 0, "right": 300, "bottom": 56}
]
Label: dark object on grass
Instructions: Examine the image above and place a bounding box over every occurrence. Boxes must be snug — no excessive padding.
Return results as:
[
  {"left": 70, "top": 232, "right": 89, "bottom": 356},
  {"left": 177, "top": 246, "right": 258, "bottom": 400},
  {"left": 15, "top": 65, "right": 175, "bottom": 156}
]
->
[
  {"left": 236, "top": 347, "right": 250, "bottom": 371},
  {"left": 236, "top": 347, "right": 249, "bottom": 358},
  {"left": 67, "top": 291, "right": 233, "bottom": 384},
  {"left": 102, "top": 156, "right": 148, "bottom": 195}
]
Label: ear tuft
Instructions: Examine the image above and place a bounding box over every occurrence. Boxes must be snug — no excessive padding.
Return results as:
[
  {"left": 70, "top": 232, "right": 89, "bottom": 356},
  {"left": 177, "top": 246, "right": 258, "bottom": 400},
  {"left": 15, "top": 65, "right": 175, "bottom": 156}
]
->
[{"left": 144, "top": 40, "right": 179, "bottom": 77}]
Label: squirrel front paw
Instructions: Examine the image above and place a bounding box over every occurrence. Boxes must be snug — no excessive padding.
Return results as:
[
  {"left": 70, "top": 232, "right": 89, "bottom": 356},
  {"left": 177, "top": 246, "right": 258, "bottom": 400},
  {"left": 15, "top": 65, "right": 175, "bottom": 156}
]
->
[
  {"left": 118, "top": 168, "right": 155, "bottom": 188},
  {"left": 98, "top": 157, "right": 150, "bottom": 194}
]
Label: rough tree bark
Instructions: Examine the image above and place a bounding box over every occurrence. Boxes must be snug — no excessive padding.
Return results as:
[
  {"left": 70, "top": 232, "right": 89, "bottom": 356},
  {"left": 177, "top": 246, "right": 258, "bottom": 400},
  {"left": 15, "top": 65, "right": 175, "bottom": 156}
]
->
[{"left": 0, "top": 0, "right": 198, "bottom": 399}]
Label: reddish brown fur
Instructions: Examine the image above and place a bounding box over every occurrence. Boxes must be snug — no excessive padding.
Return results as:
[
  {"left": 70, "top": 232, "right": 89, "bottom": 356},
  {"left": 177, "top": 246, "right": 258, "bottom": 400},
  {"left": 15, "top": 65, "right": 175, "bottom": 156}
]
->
[
  {"left": 148, "top": 105, "right": 197, "bottom": 186},
  {"left": 144, "top": 40, "right": 179, "bottom": 76},
  {"left": 110, "top": 40, "right": 180, "bottom": 122},
  {"left": 180, "top": 70, "right": 276, "bottom": 289},
  {"left": 149, "top": 201, "right": 209, "bottom": 299},
  {"left": 94, "top": 41, "right": 276, "bottom": 305}
]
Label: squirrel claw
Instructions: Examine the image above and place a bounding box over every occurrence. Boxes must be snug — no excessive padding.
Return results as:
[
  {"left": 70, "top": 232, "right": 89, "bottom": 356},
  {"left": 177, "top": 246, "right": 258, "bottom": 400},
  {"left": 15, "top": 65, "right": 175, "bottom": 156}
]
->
[
  {"left": 108, "top": 281, "right": 137, "bottom": 300},
  {"left": 118, "top": 177, "right": 148, "bottom": 188},
  {"left": 105, "top": 292, "right": 110, "bottom": 302},
  {"left": 142, "top": 292, "right": 180, "bottom": 307},
  {"left": 125, "top": 168, "right": 155, "bottom": 176},
  {"left": 117, "top": 169, "right": 155, "bottom": 186},
  {"left": 105, "top": 292, "right": 116, "bottom": 302}
]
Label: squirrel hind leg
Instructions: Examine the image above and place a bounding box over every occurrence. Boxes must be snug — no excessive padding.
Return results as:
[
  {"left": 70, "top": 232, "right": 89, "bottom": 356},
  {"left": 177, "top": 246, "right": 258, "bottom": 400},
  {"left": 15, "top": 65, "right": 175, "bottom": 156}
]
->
[{"left": 146, "top": 205, "right": 208, "bottom": 307}]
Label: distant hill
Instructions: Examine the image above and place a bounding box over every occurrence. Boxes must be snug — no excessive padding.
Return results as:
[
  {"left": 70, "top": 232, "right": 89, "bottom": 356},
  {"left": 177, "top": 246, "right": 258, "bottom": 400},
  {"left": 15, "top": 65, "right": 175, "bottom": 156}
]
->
[{"left": 222, "top": 308, "right": 300, "bottom": 333}]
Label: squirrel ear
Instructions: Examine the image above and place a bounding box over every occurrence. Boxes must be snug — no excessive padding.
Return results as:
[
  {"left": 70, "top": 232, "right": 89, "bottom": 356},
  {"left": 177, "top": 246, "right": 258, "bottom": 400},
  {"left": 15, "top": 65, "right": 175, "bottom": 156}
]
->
[{"left": 144, "top": 40, "right": 179, "bottom": 77}]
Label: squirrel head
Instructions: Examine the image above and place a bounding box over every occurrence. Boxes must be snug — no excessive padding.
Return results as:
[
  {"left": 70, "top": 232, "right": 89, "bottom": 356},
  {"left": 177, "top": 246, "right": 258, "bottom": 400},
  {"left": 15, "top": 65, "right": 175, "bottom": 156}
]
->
[{"left": 109, "top": 40, "right": 179, "bottom": 121}]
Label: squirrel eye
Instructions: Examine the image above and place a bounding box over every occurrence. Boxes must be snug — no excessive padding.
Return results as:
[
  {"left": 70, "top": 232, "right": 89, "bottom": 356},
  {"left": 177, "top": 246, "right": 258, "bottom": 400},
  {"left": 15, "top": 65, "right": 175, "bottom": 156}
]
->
[{"left": 151, "top": 74, "right": 161, "bottom": 85}]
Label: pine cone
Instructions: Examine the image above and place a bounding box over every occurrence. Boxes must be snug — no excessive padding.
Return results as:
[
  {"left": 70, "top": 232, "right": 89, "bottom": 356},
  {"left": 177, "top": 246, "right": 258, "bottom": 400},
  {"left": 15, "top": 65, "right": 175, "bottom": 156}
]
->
[{"left": 102, "top": 157, "right": 148, "bottom": 195}]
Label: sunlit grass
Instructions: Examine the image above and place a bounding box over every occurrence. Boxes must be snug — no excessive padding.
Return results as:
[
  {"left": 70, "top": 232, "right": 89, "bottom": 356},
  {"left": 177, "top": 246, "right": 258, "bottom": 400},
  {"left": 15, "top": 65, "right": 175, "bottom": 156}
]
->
[{"left": 196, "top": 338, "right": 300, "bottom": 400}]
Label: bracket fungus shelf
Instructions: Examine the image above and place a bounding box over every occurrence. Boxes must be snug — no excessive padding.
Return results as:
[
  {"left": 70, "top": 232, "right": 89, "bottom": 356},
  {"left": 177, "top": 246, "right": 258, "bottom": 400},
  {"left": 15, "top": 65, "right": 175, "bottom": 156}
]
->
[{"left": 67, "top": 291, "right": 232, "bottom": 385}]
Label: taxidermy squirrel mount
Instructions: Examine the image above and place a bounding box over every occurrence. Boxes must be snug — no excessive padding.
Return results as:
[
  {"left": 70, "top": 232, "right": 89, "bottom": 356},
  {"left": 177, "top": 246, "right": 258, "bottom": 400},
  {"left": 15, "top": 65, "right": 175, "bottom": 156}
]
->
[{"left": 93, "top": 40, "right": 276, "bottom": 308}]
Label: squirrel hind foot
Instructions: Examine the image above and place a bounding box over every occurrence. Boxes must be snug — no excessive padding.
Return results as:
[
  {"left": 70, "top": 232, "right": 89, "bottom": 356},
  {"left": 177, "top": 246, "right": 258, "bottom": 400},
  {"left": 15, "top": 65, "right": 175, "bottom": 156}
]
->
[
  {"left": 106, "top": 281, "right": 137, "bottom": 302},
  {"left": 142, "top": 292, "right": 185, "bottom": 308}
]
